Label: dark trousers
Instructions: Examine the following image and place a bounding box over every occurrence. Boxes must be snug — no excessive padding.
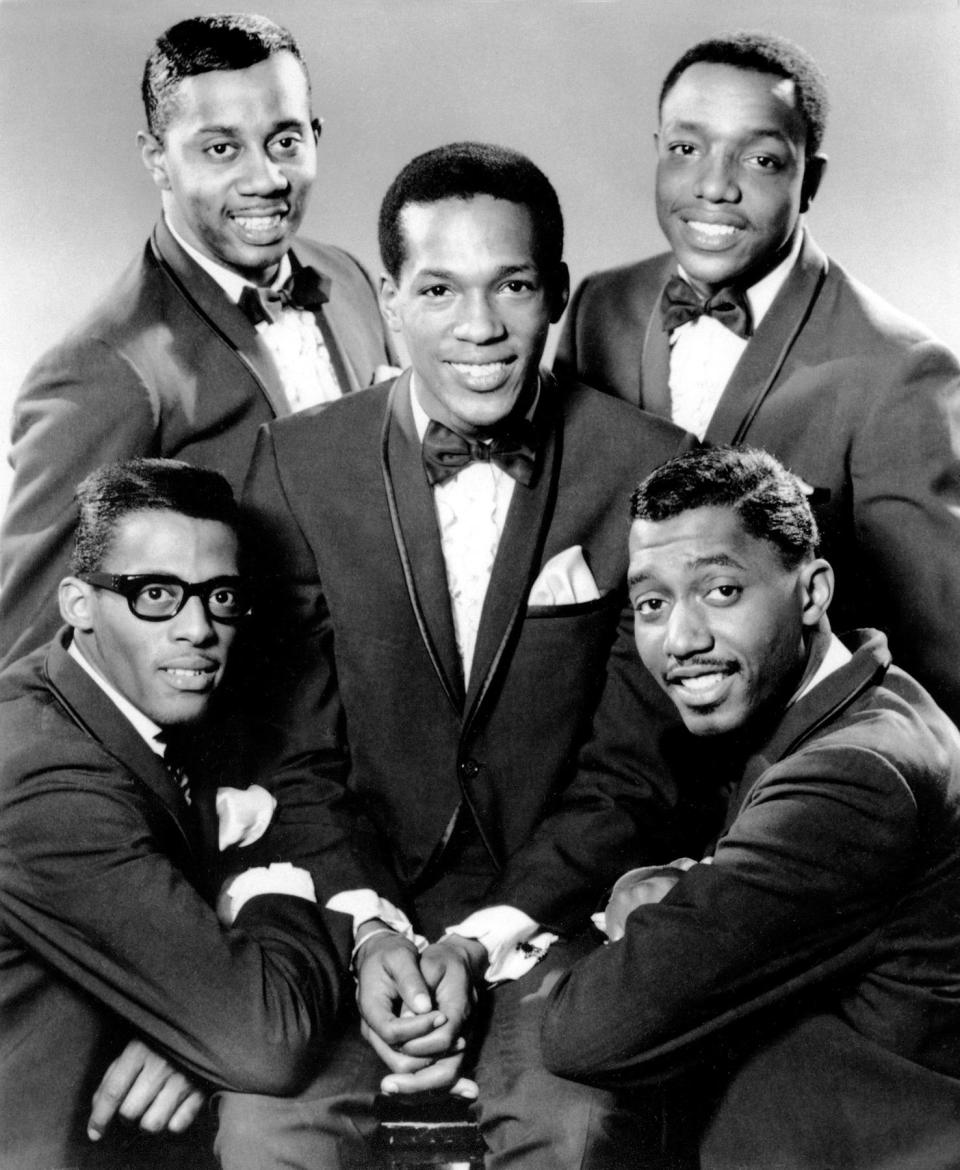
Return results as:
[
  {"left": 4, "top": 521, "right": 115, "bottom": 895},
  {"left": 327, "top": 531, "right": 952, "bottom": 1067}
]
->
[{"left": 215, "top": 932, "right": 652, "bottom": 1170}]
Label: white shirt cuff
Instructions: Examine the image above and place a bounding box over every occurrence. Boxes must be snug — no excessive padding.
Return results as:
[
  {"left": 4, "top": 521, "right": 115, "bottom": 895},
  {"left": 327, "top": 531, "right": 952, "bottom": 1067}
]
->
[
  {"left": 445, "top": 905, "right": 558, "bottom": 984},
  {"left": 217, "top": 862, "right": 316, "bottom": 924},
  {"left": 325, "top": 889, "right": 427, "bottom": 950}
]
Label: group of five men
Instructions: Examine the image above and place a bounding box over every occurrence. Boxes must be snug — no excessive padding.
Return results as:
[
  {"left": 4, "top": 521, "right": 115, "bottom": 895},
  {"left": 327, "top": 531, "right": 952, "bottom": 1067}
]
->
[{"left": 3, "top": 13, "right": 960, "bottom": 1170}]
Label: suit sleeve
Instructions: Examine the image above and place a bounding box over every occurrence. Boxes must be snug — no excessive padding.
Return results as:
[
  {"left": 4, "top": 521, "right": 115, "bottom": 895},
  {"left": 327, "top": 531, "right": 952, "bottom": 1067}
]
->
[
  {"left": 540, "top": 741, "right": 918, "bottom": 1087},
  {"left": 0, "top": 338, "right": 158, "bottom": 666},
  {"left": 239, "top": 425, "right": 404, "bottom": 924},
  {"left": 853, "top": 340, "right": 960, "bottom": 723},
  {"left": 486, "top": 605, "right": 713, "bottom": 933},
  {"left": 0, "top": 752, "right": 344, "bottom": 1094}
]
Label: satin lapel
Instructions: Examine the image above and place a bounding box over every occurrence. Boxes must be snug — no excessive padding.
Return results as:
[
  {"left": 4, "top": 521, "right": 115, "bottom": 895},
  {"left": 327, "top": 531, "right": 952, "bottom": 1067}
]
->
[
  {"left": 150, "top": 219, "right": 292, "bottom": 417},
  {"left": 705, "top": 233, "right": 829, "bottom": 445},
  {"left": 640, "top": 284, "right": 674, "bottom": 419},
  {"left": 464, "top": 378, "right": 561, "bottom": 728},
  {"left": 382, "top": 374, "right": 465, "bottom": 712},
  {"left": 287, "top": 249, "right": 357, "bottom": 395},
  {"left": 43, "top": 635, "right": 196, "bottom": 855}
]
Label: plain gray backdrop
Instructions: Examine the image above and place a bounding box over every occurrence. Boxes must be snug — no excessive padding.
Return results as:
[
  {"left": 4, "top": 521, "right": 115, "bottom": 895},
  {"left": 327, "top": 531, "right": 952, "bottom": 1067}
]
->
[{"left": 1, "top": 0, "right": 958, "bottom": 512}]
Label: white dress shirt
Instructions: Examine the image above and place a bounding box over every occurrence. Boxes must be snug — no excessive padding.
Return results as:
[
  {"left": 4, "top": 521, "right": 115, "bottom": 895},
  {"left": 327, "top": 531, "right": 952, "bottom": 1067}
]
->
[
  {"left": 330, "top": 376, "right": 557, "bottom": 982},
  {"left": 669, "top": 229, "right": 804, "bottom": 439},
  {"left": 166, "top": 217, "right": 343, "bottom": 409}
]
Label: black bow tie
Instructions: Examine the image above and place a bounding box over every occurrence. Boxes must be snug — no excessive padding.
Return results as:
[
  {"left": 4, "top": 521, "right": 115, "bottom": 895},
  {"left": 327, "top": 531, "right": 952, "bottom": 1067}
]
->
[
  {"left": 660, "top": 274, "right": 753, "bottom": 339},
  {"left": 237, "top": 264, "right": 330, "bottom": 327},
  {"left": 421, "top": 419, "right": 539, "bottom": 487}
]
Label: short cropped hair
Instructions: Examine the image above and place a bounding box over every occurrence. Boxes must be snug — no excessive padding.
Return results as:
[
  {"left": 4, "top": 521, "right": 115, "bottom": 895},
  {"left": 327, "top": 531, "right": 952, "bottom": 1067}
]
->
[
  {"left": 70, "top": 458, "right": 241, "bottom": 576},
  {"left": 659, "top": 31, "right": 828, "bottom": 156},
  {"left": 378, "top": 141, "right": 565, "bottom": 281},
  {"left": 142, "top": 13, "right": 308, "bottom": 139},
  {"left": 630, "top": 447, "right": 819, "bottom": 569}
]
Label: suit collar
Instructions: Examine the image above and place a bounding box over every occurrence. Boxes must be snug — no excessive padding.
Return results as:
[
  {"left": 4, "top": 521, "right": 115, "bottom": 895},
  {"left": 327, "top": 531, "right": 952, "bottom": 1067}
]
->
[
  {"left": 44, "top": 629, "right": 199, "bottom": 847},
  {"left": 380, "top": 371, "right": 561, "bottom": 724},
  {"left": 728, "top": 628, "right": 890, "bottom": 823},
  {"left": 151, "top": 218, "right": 292, "bottom": 417},
  {"left": 464, "top": 376, "right": 561, "bottom": 722},
  {"left": 382, "top": 372, "right": 465, "bottom": 712},
  {"left": 704, "top": 231, "right": 829, "bottom": 445}
]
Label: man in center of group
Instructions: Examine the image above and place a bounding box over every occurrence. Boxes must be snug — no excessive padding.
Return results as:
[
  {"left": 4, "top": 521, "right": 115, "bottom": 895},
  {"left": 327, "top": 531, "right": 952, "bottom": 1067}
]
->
[{"left": 230, "top": 142, "right": 695, "bottom": 1168}]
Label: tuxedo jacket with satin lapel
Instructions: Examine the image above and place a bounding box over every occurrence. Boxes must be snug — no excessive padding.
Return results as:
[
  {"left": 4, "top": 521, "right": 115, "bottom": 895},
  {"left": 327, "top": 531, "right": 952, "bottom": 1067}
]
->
[
  {"left": 0, "top": 631, "right": 342, "bottom": 1170},
  {"left": 0, "top": 218, "right": 394, "bottom": 668},
  {"left": 556, "top": 233, "right": 960, "bottom": 724},
  {"left": 241, "top": 371, "right": 695, "bottom": 940},
  {"left": 542, "top": 630, "right": 960, "bottom": 1168}
]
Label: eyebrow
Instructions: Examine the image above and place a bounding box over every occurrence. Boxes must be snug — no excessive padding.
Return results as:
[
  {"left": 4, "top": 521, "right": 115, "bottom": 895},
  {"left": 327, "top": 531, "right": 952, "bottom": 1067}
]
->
[
  {"left": 415, "top": 263, "right": 537, "bottom": 281},
  {"left": 628, "top": 552, "right": 745, "bottom": 589},
  {"left": 665, "top": 119, "right": 792, "bottom": 145},
  {"left": 193, "top": 118, "right": 307, "bottom": 137}
]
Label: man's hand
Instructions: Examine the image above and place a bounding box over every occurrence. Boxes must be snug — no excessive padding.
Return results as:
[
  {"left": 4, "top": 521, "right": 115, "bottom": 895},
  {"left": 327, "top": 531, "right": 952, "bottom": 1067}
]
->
[
  {"left": 87, "top": 1039, "right": 205, "bottom": 1142},
  {"left": 604, "top": 865, "right": 690, "bottom": 942},
  {"left": 355, "top": 929, "right": 486, "bottom": 1097}
]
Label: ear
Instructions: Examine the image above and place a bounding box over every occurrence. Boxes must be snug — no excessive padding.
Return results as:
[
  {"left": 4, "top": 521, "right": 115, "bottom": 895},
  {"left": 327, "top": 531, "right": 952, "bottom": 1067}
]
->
[
  {"left": 378, "top": 273, "right": 404, "bottom": 334},
  {"left": 59, "top": 577, "right": 97, "bottom": 632},
  {"left": 798, "top": 557, "right": 833, "bottom": 628},
  {"left": 800, "top": 152, "right": 827, "bottom": 214},
  {"left": 548, "top": 262, "right": 570, "bottom": 324},
  {"left": 138, "top": 130, "right": 172, "bottom": 192},
  {"left": 311, "top": 117, "right": 323, "bottom": 143}
]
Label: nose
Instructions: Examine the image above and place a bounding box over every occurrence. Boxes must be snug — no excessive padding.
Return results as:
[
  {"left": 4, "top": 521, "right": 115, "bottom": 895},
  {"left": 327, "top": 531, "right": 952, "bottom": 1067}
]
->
[
  {"left": 169, "top": 594, "right": 217, "bottom": 646},
  {"left": 453, "top": 290, "right": 507, "bottom": 345},
  {"left": 238, "top": 147, "right": 289, "bottom": 196},
  {"left": 694, "top": 151, "right": 740, "bottom": 204},
  {"left": 662, "top": 601, "right": 713, "bottom": 660}
]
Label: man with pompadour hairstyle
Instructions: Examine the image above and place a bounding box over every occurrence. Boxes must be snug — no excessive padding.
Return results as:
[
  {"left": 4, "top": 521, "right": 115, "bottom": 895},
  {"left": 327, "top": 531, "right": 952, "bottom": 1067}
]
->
[
  {"left": 544, "top": 446, "right": 960, "bottom": 1170},
  {"left": 0, "top": 12, "right": 395, "bottom": 669}
]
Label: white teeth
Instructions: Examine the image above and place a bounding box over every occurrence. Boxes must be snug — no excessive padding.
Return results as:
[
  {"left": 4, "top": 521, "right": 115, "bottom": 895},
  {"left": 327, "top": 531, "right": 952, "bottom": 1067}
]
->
[
  {"left": 687, "top": 221, "right": 740, "bottom": 240},
  {"left": 677, "top": 673, "right": 726, "bottom": 693},
  {"left": 448, "top": 362, "right": 509, "bottom": 389},
  {"left": 166, "top": 668, "right": 206, "bottom": 678},
  {"left": 233, "top": 214, "right": 282, "bottom": 232}
]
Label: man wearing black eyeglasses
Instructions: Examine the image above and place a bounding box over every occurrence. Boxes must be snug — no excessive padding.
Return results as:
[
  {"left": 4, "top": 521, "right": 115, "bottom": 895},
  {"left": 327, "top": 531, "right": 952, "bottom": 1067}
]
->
[{"left": 0, "top": 457, "right": 343, "bottom": 1170}]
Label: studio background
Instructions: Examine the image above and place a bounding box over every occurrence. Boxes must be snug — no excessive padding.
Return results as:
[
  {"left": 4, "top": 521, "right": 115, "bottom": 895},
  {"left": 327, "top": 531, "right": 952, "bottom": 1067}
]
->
[{"left": 1, "top": 0, "right": 957, "bottom": 512}]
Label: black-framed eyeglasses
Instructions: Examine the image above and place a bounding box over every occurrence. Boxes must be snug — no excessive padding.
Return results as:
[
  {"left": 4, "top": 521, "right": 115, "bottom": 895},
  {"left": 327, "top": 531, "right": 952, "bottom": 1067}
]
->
[{"left": 81, "top": 573, "right": 253, "bottom": 624}]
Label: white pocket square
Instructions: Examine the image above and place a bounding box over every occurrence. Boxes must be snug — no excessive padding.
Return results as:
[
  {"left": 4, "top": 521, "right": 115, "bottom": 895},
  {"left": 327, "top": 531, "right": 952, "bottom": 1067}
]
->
[
  {"left": 528, "top": 545, "right": 600, "bottom": 606},
  {"left": 216, "top": 784, "right": 277, "bottom": 851}
]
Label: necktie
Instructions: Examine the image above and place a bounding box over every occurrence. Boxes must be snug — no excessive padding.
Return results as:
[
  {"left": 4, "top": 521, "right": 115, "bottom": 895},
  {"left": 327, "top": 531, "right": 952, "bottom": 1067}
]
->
[
  {"left": 157, "top": 732, "right": 192, "bottom": 806},
  {"left": 660, "top": 274, "right": 753, "bottom": 339},
  {"left": 237, "top": 264, "right": 330, "bottom": 327},
  {"left": 422, "top": 419, "right": 539, "bottom": 487}
]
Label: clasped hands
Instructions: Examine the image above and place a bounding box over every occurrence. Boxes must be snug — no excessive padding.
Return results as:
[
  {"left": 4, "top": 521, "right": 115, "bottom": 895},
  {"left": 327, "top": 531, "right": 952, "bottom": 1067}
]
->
[{"left": 353, "top": 924, "right": 488, "bottom": 1098}]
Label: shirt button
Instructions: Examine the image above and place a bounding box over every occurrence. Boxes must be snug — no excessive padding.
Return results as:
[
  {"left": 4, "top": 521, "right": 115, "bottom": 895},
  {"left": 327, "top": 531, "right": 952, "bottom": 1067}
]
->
[{"left": 459, "top": 758, "right": 481, "bottom": 780}]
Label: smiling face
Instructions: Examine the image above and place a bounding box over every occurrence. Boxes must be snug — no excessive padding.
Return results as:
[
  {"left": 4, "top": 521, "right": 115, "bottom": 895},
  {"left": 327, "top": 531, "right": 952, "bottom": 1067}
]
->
[
  {"left": 139, "top": 51, "right": 317, "bottom": 285},
  {"left": 656, "top": 62, "right": 824, "bottom": 296},
  {"left": 379, "top": 195, "right": 568, "bottom": 435},
  {"left": 61, "top": 510, "right": 240, "bottom": 728},
  {"left": 628, "top": 505, "right": 830, "bottom": 737}
]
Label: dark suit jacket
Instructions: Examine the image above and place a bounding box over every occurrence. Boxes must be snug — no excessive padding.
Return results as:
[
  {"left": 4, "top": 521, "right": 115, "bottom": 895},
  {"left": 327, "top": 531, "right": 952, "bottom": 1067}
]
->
[
  {"left": 241, "top": 372, "right": 695, "bottom": 942},
  {"left": 542, "top": 629, "right": 960, "bottom": 1168},
  {"left": 555, "top": 233, "right": 960, "bottom": 724},
  {"left": 0, "top": 632, "right": 343, "bottom": 1170},
  {"left": 0, "top": 219, "right": 394, "bottom": 667}
]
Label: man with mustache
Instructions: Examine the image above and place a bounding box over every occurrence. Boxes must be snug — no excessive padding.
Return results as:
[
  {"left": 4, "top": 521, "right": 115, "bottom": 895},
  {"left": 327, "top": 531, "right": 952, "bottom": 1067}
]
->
[
  {"left": 0, "top": 13, "right": 394, "bottom": 669},
  {"left": 543, "top": 446, "right": 960, "bottom": 1169}
]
